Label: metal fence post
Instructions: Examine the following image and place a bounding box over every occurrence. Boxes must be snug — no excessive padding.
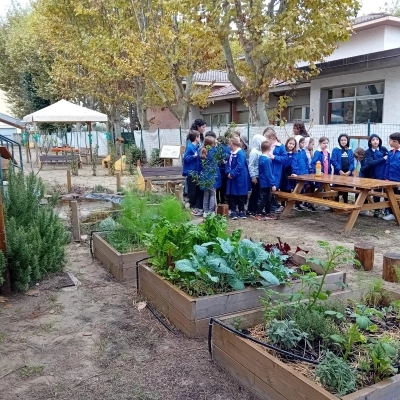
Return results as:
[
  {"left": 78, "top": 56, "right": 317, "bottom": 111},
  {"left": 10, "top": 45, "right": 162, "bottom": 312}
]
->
[
  {"left": 157, "top": 128, "right": 161, "bottom": 150},
  {"left": 179, "top": 126, "right": 182, "bottom": 145},
  {"left": 367, "top": 119, "right": 371, "bottom": 136},
  {"left": 247, "top": 123, "right": 250, "bottom": 143}
]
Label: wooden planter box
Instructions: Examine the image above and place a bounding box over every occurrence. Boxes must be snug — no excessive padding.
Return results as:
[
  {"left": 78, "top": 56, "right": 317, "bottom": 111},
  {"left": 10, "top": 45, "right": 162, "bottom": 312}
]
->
[
  {"left": 138, "top": 253, "right": 346, "bottom": 338},
  {"left": 92, "top": 233, "right": 148, "bottom": 287},
  {"left": 211, "top": 289, "right": 400, "bottom": 400}
]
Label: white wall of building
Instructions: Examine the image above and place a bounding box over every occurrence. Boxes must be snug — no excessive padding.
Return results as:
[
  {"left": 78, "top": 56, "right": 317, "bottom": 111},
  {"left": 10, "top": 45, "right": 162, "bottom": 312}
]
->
[
  {"left": 297, "top": 24, "right": 400, "bottom": 67},
  {"left": 310, "top": 66, "right": 400, "bottom": 124}
]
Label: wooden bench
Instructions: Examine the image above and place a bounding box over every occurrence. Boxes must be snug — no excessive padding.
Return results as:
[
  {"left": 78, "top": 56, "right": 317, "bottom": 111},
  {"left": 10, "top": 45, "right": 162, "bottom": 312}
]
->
[
  {"left": 137, "top": 162, "right": 184, "bottom": 191},
  {"left": 38, "top": 155, "right": 82, "bottom": 169},
  {"left": 277, "top": 192, "right": 361, "bottom": 211}
]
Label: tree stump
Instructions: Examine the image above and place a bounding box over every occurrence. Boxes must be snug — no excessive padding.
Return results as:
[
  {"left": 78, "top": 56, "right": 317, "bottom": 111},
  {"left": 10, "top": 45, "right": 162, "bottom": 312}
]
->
[
  {"left": 382, "top": 253, "right": 400, "bottom": 283},
  {"left": 354, "top": 243, "right": 374, "bottom": 271},
  {"left": 217, "top": 204, "right": 229, "bottom": 217}
]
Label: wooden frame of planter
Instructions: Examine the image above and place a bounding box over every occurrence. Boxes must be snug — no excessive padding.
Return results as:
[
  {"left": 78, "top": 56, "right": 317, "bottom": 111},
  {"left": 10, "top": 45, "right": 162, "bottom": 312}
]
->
[
  {"left": 137, "top": 252, "right": 346, "bottom": 338},
  {"left": 211, "top": 289, "right": 400, "bottom": 400},
  {"left": 92, "top": 233, "right": 148, "bottom": 287}
]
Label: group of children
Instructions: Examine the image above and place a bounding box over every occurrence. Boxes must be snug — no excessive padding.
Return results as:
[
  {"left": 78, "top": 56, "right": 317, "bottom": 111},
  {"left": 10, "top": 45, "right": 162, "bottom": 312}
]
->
[{"left": 182, "top": 118, "right": 400, "bottom": 222}]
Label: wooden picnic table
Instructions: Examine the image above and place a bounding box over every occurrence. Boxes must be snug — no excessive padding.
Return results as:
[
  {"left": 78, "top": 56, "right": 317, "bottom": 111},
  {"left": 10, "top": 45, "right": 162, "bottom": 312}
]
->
[
  {"left": 51, "top": 147, "right": 79, "bottom": 154},
  {"left": 278, "top": 174, "right": 400, "bottom": 233}
]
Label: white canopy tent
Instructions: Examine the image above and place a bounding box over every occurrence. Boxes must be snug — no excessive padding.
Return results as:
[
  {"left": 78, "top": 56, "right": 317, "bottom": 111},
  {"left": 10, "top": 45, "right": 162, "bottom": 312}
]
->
[{"left": 22, "top": 99, "right": 108, "bottom": 160}]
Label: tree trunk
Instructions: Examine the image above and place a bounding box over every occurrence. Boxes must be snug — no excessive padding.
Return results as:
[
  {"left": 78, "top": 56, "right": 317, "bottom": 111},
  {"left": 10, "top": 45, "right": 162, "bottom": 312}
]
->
[
  {"left": 248, "top": 96, "right": 269, "bottom": 126},
  {"left": 133, "top": 77, "right": 149, "bottom": 130}
]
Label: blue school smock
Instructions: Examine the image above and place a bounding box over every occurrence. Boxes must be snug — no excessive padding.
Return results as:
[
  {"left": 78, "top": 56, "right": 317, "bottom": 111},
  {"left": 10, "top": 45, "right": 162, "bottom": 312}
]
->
[
  {"left": 292, "top": 149, "right": 309, "bottom": 175},
  {"left": 384, "top": 149, "right": 400, "bottom": 182},
  {"left": 225, "top": 149, "right": 251, "bottom": 196},
  {"left": 271, "top": 143, "right": 287, "bottom": 189},
  {"left": 280, "top": 152, "right": 295, "bottom": 191},
  {"left": 364, "top": 135, "right": 388, "bottom": 180},
  {"left": 310, "top": 150, "right": 331, "bottom": 174},
  {"left": 331, "top": 147, "right": 355, "bottom": 175},
  {"left": 182, "top": 142, "right": 200, "bottom": 176},
  {"left": 258, "top": 155, "right": 275, "bottom": 189}
]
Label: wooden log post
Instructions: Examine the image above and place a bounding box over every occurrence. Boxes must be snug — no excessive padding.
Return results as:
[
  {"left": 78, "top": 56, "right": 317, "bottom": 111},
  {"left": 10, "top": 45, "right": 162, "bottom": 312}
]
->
[
  {"left": 217, "top": 204, "right": 229, "bottom": 217},
  {"left": 382, "top": 253, "right": 400, "bottom": 283},
  {"left": 116, "top": 172, "right": 121, "bottom": 192},
  {"left": 174, "top": 188, "right": 182, "bottom": 201},
  {"left": 66, "top": 169, "right": 72, "bottom": 192},
  {"left": 70, "top": 200, "right": 81, "bottom": 242},
  {"left": 166, "top": 181, "right": 175, "bottom": 194},
  {"left": 354, "top": 242, "right": 375, "bottom": 271}
]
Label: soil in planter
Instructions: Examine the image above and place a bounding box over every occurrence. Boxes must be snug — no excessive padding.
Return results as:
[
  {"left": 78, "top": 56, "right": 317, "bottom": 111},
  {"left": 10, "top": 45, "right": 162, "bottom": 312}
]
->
[{"left": 244, "top": 297, "right": 400, "bottom": 395}]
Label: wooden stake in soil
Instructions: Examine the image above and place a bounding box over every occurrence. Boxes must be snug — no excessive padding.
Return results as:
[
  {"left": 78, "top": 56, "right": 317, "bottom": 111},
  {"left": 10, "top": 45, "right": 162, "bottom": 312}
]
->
[
  {"left": 217, "top": 204, "right": 229, "bottom": 217},
  {"left": 70, "top": 201, "right": 81, "bottom": 242},
  {"left": 116, "top": 172, "right": 121, "bottom": 192},
  {"left": 67, "top": 169, "right": 72, "bottom": 192},
  {"left": 382, "top": 252, "right": 400, "bottom": 283},
  {"left": 354, "top": 242, "right": 374, "bottom": 271}
]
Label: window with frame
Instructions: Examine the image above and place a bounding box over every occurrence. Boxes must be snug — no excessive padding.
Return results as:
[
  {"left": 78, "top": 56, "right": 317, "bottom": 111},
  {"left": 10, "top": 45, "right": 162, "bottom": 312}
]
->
[
  {"left": 327, "top": 82, "right": 384, "bottom": 124},
  {"left": 202, "top": 113, "right": 229, "bottom": 127},
  {"left": 290, "top": 106, "right": 310, "bottom": 121}
]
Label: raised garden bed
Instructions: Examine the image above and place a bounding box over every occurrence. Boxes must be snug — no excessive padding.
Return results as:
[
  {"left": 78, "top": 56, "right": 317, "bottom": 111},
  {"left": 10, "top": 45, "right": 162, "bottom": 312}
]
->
[
  {"left": 92, "top": 233, "right": 147, "bottom": 287},
  {"left": 210, "top": 288, "right": 400, "bottom": 400},
  {"left": 138, "top": 252, "right": 346, "bottom": 338}
]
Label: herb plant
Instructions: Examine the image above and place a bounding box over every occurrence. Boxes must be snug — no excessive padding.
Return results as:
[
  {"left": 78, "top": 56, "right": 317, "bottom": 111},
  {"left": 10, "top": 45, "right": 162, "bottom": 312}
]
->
[
  {"left": 267, "top": 319, "right": 308, "bottom": 350},
  {"left": 314, "top": 351, "right": 357, "bottom": 396},
  {"left": 3, "top": 168, "right": 69, "bottom": 291}
]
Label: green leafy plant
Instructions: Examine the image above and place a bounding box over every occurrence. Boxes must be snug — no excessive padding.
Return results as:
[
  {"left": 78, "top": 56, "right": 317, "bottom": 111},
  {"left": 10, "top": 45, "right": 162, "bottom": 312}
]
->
[
  {"left": 3, "top": 168, "right": 69, "bottom": 291},
  {"left": 125, "top": 144, "right": 143, "bottom": 175},
  {"left": 349, "top": 303, "right": 383, "bottom": 330},
  {"left": 330, "top": 323, "right": 366, "bottom": 361},
  {"left": 260, "top": 289, "right": 290, "bottom": 323},
  {"left": 174, "top": 238, "right": 295, "bottom": 296},
  {"left": 368, "top": 340, "right": 399, "bottom": 383},
  {"left": 232, "top": 317, "right": 245, "bottom": 331},
  {"left": 363, "top": 278, "right": 385, "bottom": 308},
  {"left": 267, "top": 319, "right": 308, "bottom": 350},
  {"left": 314, "top": 351, "right": 357, "bottom": 396},
  {"left": 106, "top": 192, "right": 189, "bottom": 253},
  {"left": 293, "top": 241, "right": 355, "bottom": 310},
  {"left": 293, "top": 305, "right": 341, "bottom": 342},
  {"left": 149, "top": 148, "right": 163, "bottom": 167}
]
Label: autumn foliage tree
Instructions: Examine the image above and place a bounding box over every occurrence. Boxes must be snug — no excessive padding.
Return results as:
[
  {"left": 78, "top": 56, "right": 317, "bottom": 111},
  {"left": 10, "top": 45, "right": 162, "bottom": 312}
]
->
[{"left": 188, "top": 0, "right": 359, "bottom": 125}]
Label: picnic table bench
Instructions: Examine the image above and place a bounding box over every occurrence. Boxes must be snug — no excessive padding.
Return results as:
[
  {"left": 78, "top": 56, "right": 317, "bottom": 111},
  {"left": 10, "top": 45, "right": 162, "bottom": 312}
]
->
[
  {"left": 38, "top": 154, "right": 82, "bottom": 169},
  {"left": 277, "top": 174, "right": 400, "bottom": 233},
  {"left": 137, "top": 161, "right": 184, "bottom": 191}
]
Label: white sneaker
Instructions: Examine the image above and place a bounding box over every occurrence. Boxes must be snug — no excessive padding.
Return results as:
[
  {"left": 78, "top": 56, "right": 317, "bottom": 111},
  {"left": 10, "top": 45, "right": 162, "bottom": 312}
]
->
[
  {"left": 318, "top": 206, "right": 330, "bottom": 211},
  {"left": 359, "top": 210, "right": 370, "bottom": 216},
  {"left": 383, "top": 213, "right": 395, "bottom": 221},
  {"left": 203, "top": 212, "right": 209, "bottom": 218}
]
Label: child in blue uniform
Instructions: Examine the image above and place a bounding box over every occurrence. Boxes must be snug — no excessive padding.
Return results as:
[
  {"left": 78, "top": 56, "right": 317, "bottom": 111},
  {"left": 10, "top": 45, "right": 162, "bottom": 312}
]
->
[
  {"left": 264, "top": 129, "right": 287, "bottom": 213},
  {"left": 226, "top": 138, "right": 251, "bottom": 220},
  {"left": 183, "top": 130, "right": 203, "bottom": 215},
  {"left": 331, "top": 134, "right": 355, "bottom": 204},
  {"left": 254, "top": 141, "right": 277, "bottom": 221},
  {"left": 383, "top": 132, "right": 400, "bottom": 221},
  {"left": 364, "top": 134, "right": 389, "bottom": 217}
]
